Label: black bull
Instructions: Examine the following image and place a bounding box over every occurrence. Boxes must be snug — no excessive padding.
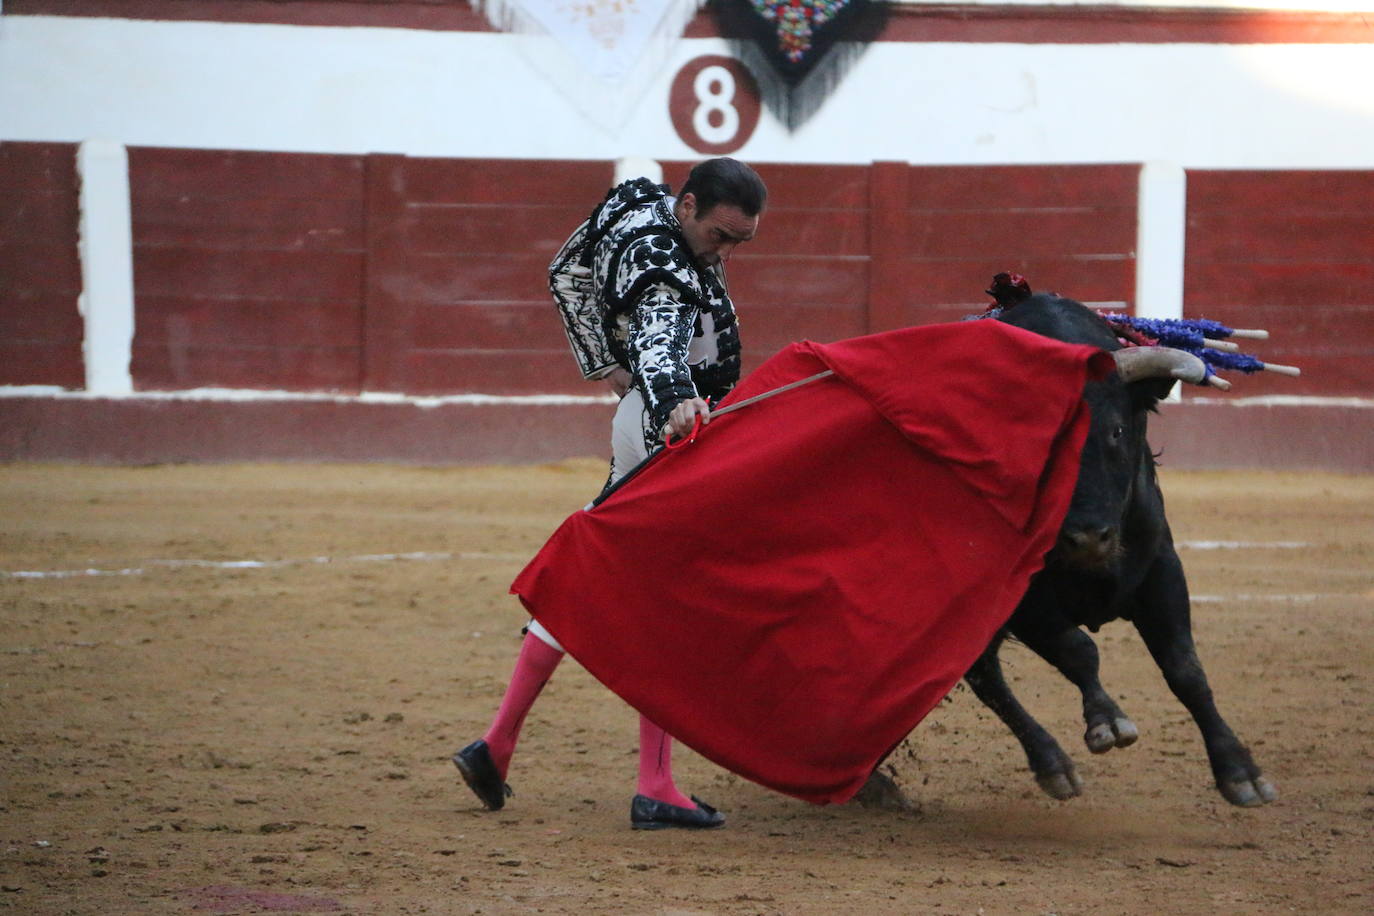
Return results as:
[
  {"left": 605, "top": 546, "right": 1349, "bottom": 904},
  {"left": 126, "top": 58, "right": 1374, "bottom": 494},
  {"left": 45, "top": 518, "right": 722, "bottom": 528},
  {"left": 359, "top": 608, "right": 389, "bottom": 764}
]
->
[{"left": 865, "top": 294, "right": 1276, "bottom": 809}]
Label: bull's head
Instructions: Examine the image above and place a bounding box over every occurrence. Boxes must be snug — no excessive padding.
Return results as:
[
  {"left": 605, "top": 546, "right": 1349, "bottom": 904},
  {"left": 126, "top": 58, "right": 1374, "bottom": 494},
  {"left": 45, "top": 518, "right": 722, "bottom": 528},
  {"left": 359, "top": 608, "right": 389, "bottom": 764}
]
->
[
  {"left": 995, "top": 295, "right": 1214, "bottom": 574},
  {"left": 1054, "top": 346, "right": 1209, "bottom": 572}
]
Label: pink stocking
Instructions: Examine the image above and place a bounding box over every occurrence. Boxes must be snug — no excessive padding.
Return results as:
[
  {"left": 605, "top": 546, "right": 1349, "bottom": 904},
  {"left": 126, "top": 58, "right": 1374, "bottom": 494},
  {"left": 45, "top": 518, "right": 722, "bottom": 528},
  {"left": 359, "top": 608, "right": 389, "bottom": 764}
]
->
[
  {"left": 637, "top": 716, "right": 696, "bottom": 809},
  {"left": 481, "top": 631, "right": 563, "bottom": 778}
]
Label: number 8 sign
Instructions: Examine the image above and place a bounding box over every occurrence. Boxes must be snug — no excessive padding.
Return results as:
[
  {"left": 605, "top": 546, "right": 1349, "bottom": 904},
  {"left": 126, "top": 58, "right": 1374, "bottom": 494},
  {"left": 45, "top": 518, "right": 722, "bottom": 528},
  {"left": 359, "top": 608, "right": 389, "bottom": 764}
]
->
[{"left": 669, "top": 56, "right": 762, "bottom": 155}]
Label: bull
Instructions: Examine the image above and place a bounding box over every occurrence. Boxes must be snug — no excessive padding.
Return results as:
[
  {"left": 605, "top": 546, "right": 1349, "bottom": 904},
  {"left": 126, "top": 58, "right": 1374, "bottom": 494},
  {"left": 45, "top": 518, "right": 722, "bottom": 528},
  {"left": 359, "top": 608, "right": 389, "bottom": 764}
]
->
[{"left": 955, "top": 293, "right": 1277, "bottom": 807}]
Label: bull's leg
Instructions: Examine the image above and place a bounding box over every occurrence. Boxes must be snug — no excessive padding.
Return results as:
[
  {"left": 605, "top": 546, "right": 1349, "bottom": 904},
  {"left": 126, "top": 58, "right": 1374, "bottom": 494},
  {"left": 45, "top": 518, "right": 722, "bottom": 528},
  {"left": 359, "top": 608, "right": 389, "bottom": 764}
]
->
[
  {"left": 1009, "top": 620, "right": 1140, "bottom": 755},
  {"left": 1133, "top": 550, "right": 1277, "bottom": 807},
  {"left": 964, "top": 638, "right": 1083, "bottom": 800}
]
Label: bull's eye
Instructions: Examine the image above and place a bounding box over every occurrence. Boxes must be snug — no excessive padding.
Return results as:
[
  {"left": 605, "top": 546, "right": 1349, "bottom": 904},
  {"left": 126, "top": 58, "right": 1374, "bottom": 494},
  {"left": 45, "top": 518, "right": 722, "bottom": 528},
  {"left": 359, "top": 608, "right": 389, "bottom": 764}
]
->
[{"left": 1111, "top": 424, "right": 1125, "bottom": 444}]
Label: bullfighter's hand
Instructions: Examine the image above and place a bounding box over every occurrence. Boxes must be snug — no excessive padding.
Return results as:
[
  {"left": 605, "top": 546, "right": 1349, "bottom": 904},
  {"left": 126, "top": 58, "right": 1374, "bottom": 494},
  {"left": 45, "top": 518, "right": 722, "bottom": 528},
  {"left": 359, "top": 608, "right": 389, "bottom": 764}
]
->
[
  {"left": 664, "top": 397, "right": 711, "bottom": 443},
  {"left": 604, "top": 368, "right": 632, "bottom": 398}
]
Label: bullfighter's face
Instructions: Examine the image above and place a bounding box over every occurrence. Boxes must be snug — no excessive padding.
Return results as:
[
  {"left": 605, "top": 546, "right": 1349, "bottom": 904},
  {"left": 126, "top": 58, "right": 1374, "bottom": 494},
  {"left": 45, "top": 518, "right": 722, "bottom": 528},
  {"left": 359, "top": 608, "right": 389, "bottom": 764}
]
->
[{"left": 676, "top": 193, "right": 759, "bottom": 268}]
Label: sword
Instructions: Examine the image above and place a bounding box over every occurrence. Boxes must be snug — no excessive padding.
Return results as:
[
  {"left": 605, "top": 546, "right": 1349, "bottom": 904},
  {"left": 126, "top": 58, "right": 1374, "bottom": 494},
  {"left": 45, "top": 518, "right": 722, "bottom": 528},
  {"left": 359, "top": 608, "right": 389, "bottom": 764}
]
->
[
  {"left": 709, "top": 369, "right": 835, "bottom": 419},
  {"left": 664, "top": 369, "right": 835, "bottom": 449},
  {"left": 591, "top": 369, "right": 836, "bottom": 507}
]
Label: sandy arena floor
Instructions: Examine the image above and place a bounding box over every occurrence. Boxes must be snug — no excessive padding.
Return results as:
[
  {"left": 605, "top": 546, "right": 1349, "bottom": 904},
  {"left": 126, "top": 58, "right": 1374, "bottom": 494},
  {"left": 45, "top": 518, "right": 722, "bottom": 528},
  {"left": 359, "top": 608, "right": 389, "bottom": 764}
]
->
[{"left": 1, "top": 462, "right": 1371, "bottom": 915}]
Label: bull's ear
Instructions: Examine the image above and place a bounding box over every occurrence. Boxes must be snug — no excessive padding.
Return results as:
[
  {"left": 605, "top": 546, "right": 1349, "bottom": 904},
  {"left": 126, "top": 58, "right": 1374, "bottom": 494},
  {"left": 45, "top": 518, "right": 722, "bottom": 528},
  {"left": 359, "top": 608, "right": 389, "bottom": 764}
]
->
[{"left": 1128, "top": 376, "right": 1178, "bottom": 412}]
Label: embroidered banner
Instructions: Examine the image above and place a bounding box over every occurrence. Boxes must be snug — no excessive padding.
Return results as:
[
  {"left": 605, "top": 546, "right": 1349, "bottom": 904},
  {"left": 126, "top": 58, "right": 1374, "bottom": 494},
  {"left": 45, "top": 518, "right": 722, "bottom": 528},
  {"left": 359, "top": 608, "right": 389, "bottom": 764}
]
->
[{"left": 714, "top": 0, "right": 889, "bottom": 130}]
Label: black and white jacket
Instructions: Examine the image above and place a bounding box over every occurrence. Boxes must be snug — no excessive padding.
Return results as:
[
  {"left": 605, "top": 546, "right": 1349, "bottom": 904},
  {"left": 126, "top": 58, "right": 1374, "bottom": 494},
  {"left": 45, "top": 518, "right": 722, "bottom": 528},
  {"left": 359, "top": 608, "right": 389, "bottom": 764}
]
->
[{"left": 550, "top": 178, "right": 742, "bottom": 437}]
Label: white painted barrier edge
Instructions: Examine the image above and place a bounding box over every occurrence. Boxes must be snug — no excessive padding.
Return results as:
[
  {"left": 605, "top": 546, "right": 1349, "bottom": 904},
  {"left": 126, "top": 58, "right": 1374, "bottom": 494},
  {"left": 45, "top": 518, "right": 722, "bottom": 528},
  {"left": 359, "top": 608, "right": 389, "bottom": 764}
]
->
[
  {"left": 76, "top": 139, "right": 136, "bottom": 395},
  {"left": 1135, "top": 161, "right": 1188, "bottom": 402}
]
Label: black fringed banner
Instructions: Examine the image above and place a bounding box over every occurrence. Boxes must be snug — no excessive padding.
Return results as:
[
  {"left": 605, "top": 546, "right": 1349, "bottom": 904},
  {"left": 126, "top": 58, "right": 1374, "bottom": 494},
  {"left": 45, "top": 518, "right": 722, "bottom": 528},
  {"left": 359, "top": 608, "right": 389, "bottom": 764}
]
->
[{"left": 712, "top": 0, "right": 889, "bottom": 130}]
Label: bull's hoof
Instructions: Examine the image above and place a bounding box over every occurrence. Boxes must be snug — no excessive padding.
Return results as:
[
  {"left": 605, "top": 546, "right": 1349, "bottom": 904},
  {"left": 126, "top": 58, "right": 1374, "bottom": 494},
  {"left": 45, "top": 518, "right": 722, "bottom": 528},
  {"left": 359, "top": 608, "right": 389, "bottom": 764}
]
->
[
  {"left": 1035, "top": 766, "right": 1084, "bottom": 801},
  {"left": 1220, "top": 775, "right": 1278, "bottom": 807},
  {"left": 853, "top": 770, "right": 919, "bottom": 812},
  {"left": 1085, "top": 717, "right": 1139, "bottom": 754}
]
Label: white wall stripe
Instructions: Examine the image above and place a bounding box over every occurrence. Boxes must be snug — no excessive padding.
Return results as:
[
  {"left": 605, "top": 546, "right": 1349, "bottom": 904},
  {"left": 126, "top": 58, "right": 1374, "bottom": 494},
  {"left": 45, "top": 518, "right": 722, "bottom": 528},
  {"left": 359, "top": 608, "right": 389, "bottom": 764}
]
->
[
  {"left": 2, "top": 386, "right": 1369, "bottom": 408},
  {"left": 1177, "top": 540, "right": 1311, "bottom": 550},
  {"left": 2, "top": 550, "right": 528, "bottom": 580},
  {"left": 1185, "top": 395, "right": 1374, "bottom": 408},
  {"left": 0, "top": 387, "right": 618, "bottom": 406},
  {"left": 2, "top": 541, "right": 1335, "bottom": 581},
  {"left": 6, "top": 558, "right": 1351, "bottom": 607},
  {"left": 1191, "top": 594, "right": 1337, "bottom": 603}
]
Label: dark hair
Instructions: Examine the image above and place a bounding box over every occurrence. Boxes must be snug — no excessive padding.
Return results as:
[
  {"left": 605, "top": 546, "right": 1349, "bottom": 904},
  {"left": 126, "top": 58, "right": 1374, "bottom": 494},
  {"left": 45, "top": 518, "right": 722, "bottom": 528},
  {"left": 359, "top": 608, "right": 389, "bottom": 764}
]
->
[{"left": 680, "top": 158, "right": 767, "bottom": 218}]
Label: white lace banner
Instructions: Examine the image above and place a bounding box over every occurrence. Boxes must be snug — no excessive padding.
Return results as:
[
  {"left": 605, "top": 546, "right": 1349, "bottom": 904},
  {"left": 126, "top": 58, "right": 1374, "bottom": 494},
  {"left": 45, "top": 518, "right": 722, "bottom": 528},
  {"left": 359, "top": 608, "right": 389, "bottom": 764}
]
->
[{"left": 479, "top": 0, "right": 700, "bottom": 84}]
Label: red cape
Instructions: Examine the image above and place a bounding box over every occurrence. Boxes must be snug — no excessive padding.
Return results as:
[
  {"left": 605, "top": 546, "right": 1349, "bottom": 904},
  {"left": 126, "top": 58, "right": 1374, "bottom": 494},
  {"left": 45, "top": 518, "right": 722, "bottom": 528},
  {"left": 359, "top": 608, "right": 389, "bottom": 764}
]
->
[{"left": 511, "top": 320, "right": 1112, "bottom": 804}]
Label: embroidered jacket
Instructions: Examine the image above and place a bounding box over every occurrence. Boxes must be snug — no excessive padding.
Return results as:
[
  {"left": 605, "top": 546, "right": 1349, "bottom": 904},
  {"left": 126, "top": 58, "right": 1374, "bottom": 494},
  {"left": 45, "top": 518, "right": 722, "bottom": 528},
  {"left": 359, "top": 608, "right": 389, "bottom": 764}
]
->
[{"left": 550, "top": 177, "right": 742, "bottom": 437}]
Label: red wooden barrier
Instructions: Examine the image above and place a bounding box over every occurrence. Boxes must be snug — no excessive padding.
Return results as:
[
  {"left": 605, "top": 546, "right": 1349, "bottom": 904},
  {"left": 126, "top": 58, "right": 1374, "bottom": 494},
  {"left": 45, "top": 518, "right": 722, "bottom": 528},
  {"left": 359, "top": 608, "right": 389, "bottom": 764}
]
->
[
  {"left": 128, "top": 147, "right": 367, "bottom": 391},
  {"left": 0, "top": 142, "right": 84, "bottom": 388},
  {"left": 5, "top": 148, "right": 1370, "bottom": 468},
  {"left": 361, "top": 155, "right": 615, "bottom": 395},
  {"left": 665, "top": 159, "right": 1139, "bottom": 370},
  {"left": 900, "top": 164, "right": 1140, "bottom": 327},
  {"left": 115, "top": 152, "right": 1374, "bottom": 403},
  {"left": 1186, "top": 170, "right": 1374, "bottom": 397}
]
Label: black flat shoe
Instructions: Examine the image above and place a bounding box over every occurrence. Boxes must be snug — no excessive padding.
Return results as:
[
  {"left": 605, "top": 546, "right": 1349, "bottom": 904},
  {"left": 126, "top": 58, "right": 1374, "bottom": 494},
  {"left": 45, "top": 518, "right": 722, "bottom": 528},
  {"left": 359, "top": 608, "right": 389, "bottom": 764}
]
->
[
  {"left": 629, "top": 794, "right": 725, "bottom": 830},
  {"left": 452, "top": 740, "right": 512, "bottom": 811}
]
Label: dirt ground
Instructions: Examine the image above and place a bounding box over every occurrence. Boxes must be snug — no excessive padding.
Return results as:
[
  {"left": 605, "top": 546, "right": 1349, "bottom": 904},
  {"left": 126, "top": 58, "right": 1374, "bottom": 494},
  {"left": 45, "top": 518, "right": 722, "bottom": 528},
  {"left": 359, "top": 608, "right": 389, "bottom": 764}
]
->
[{"left": 1, "top": 461, "right": 1371, "bottom": 915}]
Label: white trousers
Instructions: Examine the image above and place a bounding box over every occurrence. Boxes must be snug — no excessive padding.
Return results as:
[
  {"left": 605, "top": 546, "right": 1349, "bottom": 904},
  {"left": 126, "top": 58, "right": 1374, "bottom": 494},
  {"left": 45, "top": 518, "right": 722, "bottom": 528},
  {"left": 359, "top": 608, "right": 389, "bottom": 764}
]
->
[
  {"left": 528, "top": 388, "right": 655, "bottom": 654},
  {"left": 608, "top": 386, "right": 654, "bottom": 484}
]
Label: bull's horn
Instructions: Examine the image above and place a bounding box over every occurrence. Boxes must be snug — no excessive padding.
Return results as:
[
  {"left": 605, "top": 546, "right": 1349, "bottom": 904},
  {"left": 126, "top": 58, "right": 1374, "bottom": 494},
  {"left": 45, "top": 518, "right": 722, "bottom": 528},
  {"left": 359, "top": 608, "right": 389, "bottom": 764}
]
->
[{"left": 1112, "top": 346, "right": 1209, "bottom": 385}]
